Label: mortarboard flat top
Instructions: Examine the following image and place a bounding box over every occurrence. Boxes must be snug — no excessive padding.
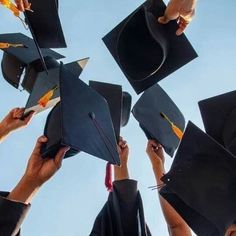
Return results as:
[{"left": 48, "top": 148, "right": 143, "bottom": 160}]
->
[
  {"left": 199, "top": 90, "right": 236, "bottom": 155},
  {"left": 24, "top": 0, "right": 66, "bottom": 48},
  {"left": 89, "top": 81, "right": 122, "bottom": 142},
  {"left": 132, "top": 84, "right": 185, "bottom": 157},
  {"left": 160, "top": 121, "right": 236, "bottom": 236},
  {"left": 103, "top": 0, "right": 198, "bottom": 94},
  {"left": 0, "top": 33, "right": 64, "bottom": 90},
  {"left": 24, "top": 58, "right": 89, "bottom": 115},
  {"left": 42, "top": 64, "right": 120, "bottom": 164},
  {"left": 89, "top": 81, "right": 132, "bottom": 142}
]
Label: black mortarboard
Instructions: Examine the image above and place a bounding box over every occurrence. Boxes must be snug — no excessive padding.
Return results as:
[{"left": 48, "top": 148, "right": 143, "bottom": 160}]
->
[
  {"left": 89, "top": 81, "right": 132, "bottom": 141},
  {"left": 102, "top": 0, "right": 198, "bottom": 94},
  {"left": 23, "top": 58, "right": 89, "bottom": 115},
  {"left": 0, "top": 33, "right": 64, "bottom": 90},
  {"left": 160, "top": 121, "right": 236, "bottom": 236},
  {"left": 41, "top": 64, "right": 120, "bottom": 164},
  {"left": 199, "top": 90, "right": 236, "bottom": 156},
  {"left": 24, "top": 0, "right": 66, "bottom": 48},
  {"left": 132, "top": 84, "right": 185, "bottom": 157}
]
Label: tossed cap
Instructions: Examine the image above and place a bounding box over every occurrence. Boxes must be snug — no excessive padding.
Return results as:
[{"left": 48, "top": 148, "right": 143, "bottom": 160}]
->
[
  {"left": 199, "top": 90, "right": 236, "bottom": 155},
  {"left": 41, "top": 64, "right": 120, "bottom": 164},
  {"left": 132, "top": 84, "right": 185, "bottom": 156},
  {"left": 24, "top": 0, "right": 66, "bottom": 48},
  {"left": 160, "top": 121, "right": 236, "bottom": 236},
  {"left": 103, "top": 0, "right": 198, "bottom": 94},
  {"left": 89, "top": 81, "right": 132, "bottom": 141},
  {"left": 24, "top": 58, "right": 89, "bottom": 115},
  {"left": 0, "top": 33, "right": 64, "bottom": 90}
]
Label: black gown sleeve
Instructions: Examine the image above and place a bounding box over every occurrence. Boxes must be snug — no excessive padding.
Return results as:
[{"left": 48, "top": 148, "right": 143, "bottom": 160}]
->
[{"left": 0, "top": 191, "right": 30, "bottom": 236}]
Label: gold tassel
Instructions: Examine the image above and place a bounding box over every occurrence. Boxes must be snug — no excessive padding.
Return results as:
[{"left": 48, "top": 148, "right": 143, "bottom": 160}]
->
[
  {"left": 160, "top": 112, "right": 183, "bottom": 140},
  {"left": 38, "top": 85, "right": 59, "bottom": 108}
]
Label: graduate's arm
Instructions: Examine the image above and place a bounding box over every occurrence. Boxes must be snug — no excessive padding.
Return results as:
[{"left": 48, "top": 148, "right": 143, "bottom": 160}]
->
[
  {"left": 146, "top": 140, "right": 192, "bottom": 236},
  {"left": 114, "top": 137, "right": 129, "bottom": 181},
  {"left": 0, "top": 108, "right": 34, "bottom": 143},
  {"left": 8, "top": 136, "right": 69, "bottom": 204},
  {"left": 158, "top": 0, "right": 197, "bottom": 36},
  {"left": 0, "top": 136, "right": 69, "bottom": 235}
]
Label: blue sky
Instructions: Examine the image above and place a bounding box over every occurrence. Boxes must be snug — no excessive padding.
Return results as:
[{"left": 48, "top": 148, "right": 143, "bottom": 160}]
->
[{"left": 0, "top": 0, "right": 236, "bottom": 235}]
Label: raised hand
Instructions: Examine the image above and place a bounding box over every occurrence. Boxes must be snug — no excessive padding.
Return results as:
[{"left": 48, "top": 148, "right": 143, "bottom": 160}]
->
[
  {"left": 158, "top": 0, "right": 197, "bottom": 36},
  {"left": 0, "top": 108, "right": 34, "bottom": 142}
]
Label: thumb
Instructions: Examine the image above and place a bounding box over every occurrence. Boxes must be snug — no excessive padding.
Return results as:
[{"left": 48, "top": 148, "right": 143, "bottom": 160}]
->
[
  {"left": 54, "top": 147, "right": 70, "bottom": 169},
  {"left": 23, "top": 111, "right": 35, "bottom": 125},
  {"left": 158, "top": 15, "right": 170, "bottom": 24}
]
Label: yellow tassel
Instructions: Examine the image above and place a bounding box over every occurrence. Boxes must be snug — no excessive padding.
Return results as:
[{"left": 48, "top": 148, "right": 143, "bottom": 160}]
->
[
  {"left": 38, "top": 85, "right": 59, "bottom": 108},
  {"left": 160, "top": 112, "right": 184, "bottom": 140},
  {"left": 0, "top": 42, "right": 24, "bottom": 49},
  {"left": 0, "top": 0, "right": 20, "bottom": 16}
]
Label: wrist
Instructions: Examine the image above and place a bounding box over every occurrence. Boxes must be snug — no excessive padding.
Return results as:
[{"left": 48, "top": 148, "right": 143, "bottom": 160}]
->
[
  {"left": 8, "top": 175, "right": 41, "bottom": 204},
  {"left": 22, "top": 174, "right": 44, "bottom": 189},
  {"left": 152, "top": 164, "right": 165, "bottom": 183},
  {"left": 0, "top": 123, "right": 11, "bottom": 139}
]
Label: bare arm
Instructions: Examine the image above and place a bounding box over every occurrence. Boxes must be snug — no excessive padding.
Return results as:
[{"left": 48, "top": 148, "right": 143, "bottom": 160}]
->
[
  {"left": 0, "top": 108, "right": 34, "bottom": 143},
  {"left": 146, "top": 140, "right": 191, "bottom": 236},
  {"left": 8, "top": 136, "right": 69, "bottom": 204},
  {"left": 114, "top": 137, "right": 129, "bottom": 181}
]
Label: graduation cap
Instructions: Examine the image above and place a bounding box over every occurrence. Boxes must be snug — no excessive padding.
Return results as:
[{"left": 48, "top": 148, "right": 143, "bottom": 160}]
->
[
  {"left": 159, "top": 121, "right": 236, "bottom": 236},
  {"left": 0, "top": 33, "right": 64, "bottom": 91},
  {"left": 24, "top": 0, "right": 66, "bottom": 48},
  {"left": 199, "top": 90, "right": 236, "bottom": 156},
  {"left": 102, "top": 0, "right": 198, "bottom": 94},
  {"left": 89, "top": 81, "right": 132, "bottom": 141},
  {"left": 132, "top": 84, "right": 185, "bottom": 157},
  {"left": 24, "top": 58, "right": 89, "bottom": 116},
  {"left": 41, "top": 64, "right": 120, "bottom": 164}
]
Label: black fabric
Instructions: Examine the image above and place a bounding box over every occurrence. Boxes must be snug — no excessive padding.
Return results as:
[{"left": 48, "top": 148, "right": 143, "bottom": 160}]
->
[
  {"left": 132, "top": 84, "right": 185, "bottom": 157},
  {"left": 160, "top": 121, "right": 236, "bottom": 236},
  {"left": 24, "top": 0, "right": 66, "bottom": 48},
  {"left": 42, "top": 64, "right": 120, "bottom": 165},
  {"left": 121, "top": 92, "right": 132, "bottom": 127},
  {"left": 24, "top": 58, "right": 88, "bottom": 116},
  {"left": 89, "top": 81, "right": 132, "bottom": 142},
  {"left": 0, "top": 191, "right": 30, "bottom": 236},
  {"left": 90, "top": 179, "right": 151, "bottom": 236},
  {"left": 0, "top": 33, "right": 64, "bottom": 91},
  {"left": 199, "top": 90, "right": 236, "bottom": 156},
  {"left": 103, "top": 0, "right": 197, "bottom": 94}
]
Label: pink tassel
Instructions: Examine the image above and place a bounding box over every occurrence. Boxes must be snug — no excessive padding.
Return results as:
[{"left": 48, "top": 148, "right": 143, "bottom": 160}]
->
[{"left": 105, "top": 163, "right": 113, "bottom": 192}]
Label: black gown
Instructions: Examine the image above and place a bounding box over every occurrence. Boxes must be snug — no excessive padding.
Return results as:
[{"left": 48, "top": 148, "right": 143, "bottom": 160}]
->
[
  {"left": 0, "top": 192, "right": 30, "bottom": 236},
  {"left": 90, "top": 179, "right": 151, "bottom": 236}
]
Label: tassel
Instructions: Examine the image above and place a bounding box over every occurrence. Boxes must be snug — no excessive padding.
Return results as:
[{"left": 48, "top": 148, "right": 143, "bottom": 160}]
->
[
  {"left": 160, "top": 112, "right": 183, "bottom": 140},
  {"left": 0, "top": 0, "right": 20, "bottom": 16},
  {"left": 172, "top": 124, "right": 183, "bottom": 140},
  {"left": 0, "top": 42, "right": 24, "bottom": 49},
  {"left": 105, "top": 163, "right": 113, "bottom": 192},
  {"left": 38, "top": 85, "right": 58, "bottom": 108}
]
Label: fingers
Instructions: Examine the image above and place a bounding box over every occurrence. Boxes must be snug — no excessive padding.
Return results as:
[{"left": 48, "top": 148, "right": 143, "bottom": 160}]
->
[
  {"left": 12, "top": 108, "right": 24, "bottom": 119},
  {"left": 118, "top": 136, "right": 127, "bottom": 149},
  {"left": 23, "top": 0, "right": 30, "bottom": 9},
  {"left": 33, "top": 136, "right": 48, "bottom": 154},
  {"left": 22, "top": 111, "right": 35, "bottom": 125},
  {"left": 158, "top": 0, "right": 183, "bottom": 24},
  {"left": 15, "top": 0, "right": 24, "bottom": 11},
  {"left": 15, "top": 0, "right": 30, "bottom": 11},
  {"left": 54, "top": 146, "right": 70, "bottom": 169}
]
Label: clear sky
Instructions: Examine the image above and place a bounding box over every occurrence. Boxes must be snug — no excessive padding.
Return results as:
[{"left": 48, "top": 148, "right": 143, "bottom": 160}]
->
[{"left": 0, "top": 0, "right": 236, "bottom": 235}]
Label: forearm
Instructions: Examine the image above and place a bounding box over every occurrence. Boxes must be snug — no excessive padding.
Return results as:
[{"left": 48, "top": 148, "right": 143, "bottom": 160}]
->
[
  {"left": 8, "top": 175, "right": 41, "bottom": 204},
  {"left": 0, "top": 123, "right": 10, "bottom": 142},
  {"left": 114, "top": 164, "right": 129, "bottom": 181},
  {"left": 152, "top": 165, "right": 191, "bottom": 236}
]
